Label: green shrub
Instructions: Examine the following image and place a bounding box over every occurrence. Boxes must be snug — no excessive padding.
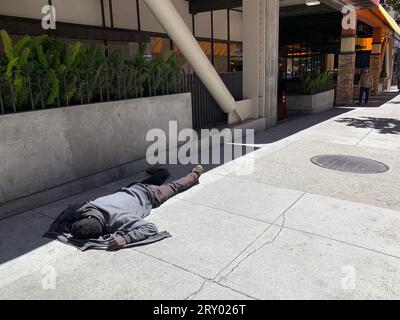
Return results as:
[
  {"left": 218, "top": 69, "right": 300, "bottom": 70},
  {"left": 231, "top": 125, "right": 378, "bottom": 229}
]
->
[
  {"left": 0, "top": 30, "right": 182, "bottom": 112},
  {"left": 300, "top": 72, "right": 330, "bottom": 95}
]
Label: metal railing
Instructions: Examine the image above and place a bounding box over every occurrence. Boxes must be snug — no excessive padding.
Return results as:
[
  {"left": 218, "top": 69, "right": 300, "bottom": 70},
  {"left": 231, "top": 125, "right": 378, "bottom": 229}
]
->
[
  {"left": 189, "top": 72, "right": 242, "bottom": 129},
  {"left": 283, "top": 78, "right": 335, "bottom": 96},
  {"left": 0, "top": 69, "right": 243, "bottom": 130}
]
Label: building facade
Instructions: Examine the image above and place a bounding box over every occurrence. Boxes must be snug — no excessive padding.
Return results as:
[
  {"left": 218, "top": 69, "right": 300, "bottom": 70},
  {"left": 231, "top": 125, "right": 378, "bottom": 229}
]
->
[
  {"left": 1, "top": 0, "right": 399, "bottom": 127},
  {"left": 2, "top": 0, "right": 400, "bottom": 215},
  {"left": 0, "top": 0, "right": 243, "bottom": 73}
]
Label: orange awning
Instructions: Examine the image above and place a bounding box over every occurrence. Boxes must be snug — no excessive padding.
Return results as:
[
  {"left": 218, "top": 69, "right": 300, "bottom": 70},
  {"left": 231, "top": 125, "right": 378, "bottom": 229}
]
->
[{"left": 372, "top": 4, "right": 400, "bottom": 38}]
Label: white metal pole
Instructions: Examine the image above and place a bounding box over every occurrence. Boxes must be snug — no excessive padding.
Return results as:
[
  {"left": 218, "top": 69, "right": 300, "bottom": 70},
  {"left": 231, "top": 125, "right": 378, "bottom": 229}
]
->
[{"left": 142, "top": 0, "right": 238, "bottom": 116}]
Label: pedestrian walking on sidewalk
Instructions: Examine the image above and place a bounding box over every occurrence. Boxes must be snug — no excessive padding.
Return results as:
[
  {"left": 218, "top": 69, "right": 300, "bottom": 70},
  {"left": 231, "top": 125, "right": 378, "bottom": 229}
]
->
[{"left": 358, "top": 68, "right": 373, "bottom": 105}]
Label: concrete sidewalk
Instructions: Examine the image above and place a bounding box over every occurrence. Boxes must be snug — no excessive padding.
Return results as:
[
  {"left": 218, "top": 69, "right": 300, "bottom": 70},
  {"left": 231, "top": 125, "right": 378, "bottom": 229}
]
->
[{"left": 1, "top": 92, "right": 399, "bottom": 300}]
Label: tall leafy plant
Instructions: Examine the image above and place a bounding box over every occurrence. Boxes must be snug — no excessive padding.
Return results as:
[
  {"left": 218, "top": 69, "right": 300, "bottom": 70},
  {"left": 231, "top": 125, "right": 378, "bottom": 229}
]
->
[
  {"left": 76, "top": 43, "right": 107, "bottom": 102},
  {"left": 0, "top": 30, "right": 182, "bottom": 112},
  {"left": 33, "top": 37, "right": 84, "bottom": 106},
  {"left": 300, "top": 72, "right": 329, "bottom": 95},
  {"left": 132, "top": 43, "right": 151, "bottom": 96},
  {"left": 149, "top": 50, "right": 181, "bottom": 94},
  {"left": 0, "top": 30, "right": 36, "bottom": 110}
]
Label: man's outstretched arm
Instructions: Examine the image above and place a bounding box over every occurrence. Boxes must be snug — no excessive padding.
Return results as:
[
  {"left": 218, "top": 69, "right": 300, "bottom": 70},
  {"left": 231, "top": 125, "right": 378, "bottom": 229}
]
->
[{"left": 107, "top": 222, "right": 158, "bottom": 250}]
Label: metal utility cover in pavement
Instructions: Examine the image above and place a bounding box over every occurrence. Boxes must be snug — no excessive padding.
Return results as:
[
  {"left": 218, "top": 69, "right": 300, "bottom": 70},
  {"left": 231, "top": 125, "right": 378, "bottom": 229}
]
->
[{"left": 311, "top": 155, "right": 389, "bottom": 174}]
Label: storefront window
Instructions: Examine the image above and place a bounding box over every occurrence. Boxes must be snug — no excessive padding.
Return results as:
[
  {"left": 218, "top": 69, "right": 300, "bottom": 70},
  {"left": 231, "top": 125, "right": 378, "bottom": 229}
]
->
[
  {"left": 172, "top": 41, "right": 242, "bottom": 74},
  {"left": 355, "top": 37, "right": 372, "bottom": 70},
  {"left": 150, "top": 37, "right": 171, "bottom": 58},
  {"left": 147, "top": 38, "right": 243, "bottom": 75},
  {"left": 229, "top": 43, "right": 243, "bottom": 72},
  {"left": 173, "top": 44, "right": 192, "bottom": 74},
  {"left": 280, "top": 43, "right": 323, "bottom": 79},
  {"left": 214, "top": 42, "right": 228, "bottom": 73},
  {"left": 356, "top": 37, "right": 373, "bottom": 52},
  {"left": 286, "top": 58, "right": 293, "bottom": 78},
  {"left": 292, "top": 57, "right": 300, "bottom": 78},
  {"left": 198, "top": 41, "right": 213, "bottom": 63}
]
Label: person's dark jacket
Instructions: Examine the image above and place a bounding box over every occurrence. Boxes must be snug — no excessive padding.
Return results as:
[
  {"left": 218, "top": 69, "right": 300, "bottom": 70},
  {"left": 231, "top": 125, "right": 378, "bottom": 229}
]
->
[
  {"left": 44, "top": 184, "right": 171, "bottom": 251},
  {"left": 89, "top": 184, "right": 159, "bottom": 244}
]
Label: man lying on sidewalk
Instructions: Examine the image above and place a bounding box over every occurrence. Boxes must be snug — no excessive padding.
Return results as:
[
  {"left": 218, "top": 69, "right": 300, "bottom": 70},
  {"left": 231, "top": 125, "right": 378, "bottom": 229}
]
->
[{"left": 44, "top": 165, "right": 204, "bottom": 251}]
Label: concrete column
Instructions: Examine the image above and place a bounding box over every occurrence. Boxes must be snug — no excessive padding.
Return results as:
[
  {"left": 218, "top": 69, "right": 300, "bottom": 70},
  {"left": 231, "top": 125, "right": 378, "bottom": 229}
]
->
[
  {"left": 387, "top": 38, "right": 395, "bottom": 90},
  {"left": 370, "top": 27, "right": 383, "bottom": 95},
  {"left": 370, "top": 53, "right": 381, "bottom": 95},
  {"left": 243, "top": 0, "right": 279, "bottom": 128},
  {"left": 336, "top": 33, "right": 356, "bottom": 105},
  {"left": 382, "top": 39, "right": 393, "bottom": 91}
]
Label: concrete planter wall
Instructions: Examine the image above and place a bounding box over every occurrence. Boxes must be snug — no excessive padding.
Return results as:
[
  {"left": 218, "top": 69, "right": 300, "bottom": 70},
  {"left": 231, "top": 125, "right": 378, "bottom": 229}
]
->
[
  {"left": 286, "top": 89, "right": 335, "bottom": 115},
  {"left": 0, "top": 93, "right": 192, "bottom": 218}
]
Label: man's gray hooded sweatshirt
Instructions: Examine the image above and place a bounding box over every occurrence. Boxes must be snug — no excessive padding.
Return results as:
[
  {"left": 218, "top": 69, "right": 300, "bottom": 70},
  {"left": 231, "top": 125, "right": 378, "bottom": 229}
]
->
[{"left": 44, "top": 184, "right": 171, "bottom": 251}]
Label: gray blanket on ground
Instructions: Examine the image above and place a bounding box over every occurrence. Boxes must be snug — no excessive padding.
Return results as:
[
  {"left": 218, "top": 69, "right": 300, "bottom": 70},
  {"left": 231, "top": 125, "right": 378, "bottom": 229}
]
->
[{"left": 43, "top": 203, "right": 171, "bottom": 251}]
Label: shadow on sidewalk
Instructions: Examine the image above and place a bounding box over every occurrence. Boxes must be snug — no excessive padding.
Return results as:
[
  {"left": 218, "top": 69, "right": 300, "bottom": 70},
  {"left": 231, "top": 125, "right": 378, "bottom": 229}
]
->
[
  {"left": 335, "top": 117, "right": 400, "bottom": 135},
  {"left": 1, "top": 92, "right": 395, "bottom": 266},
  {"left": 0, "top": 108, "right": 357, "bottom": 267},
  {"left": 344, "top": 91, "right": 399, "bottom": 109},
  {"left": 165, "top": 108, "right": 358, "bottom": 178},
  {"left": 254, "top": 108, "right": 354, "bottom": 145},
  {"left": 334, "top": 91, "right": 400, "bottom": 135},
  {"left": 0, "top": 212, "right": 56, "bottom": 267}
]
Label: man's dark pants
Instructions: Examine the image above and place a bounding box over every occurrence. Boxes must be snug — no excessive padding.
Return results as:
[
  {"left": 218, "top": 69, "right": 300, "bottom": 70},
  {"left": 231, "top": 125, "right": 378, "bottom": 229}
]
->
[
  {"left": 359, "top": 86, "right": 370, "bottom": 104},
  {"left": 72, "top": 169, "right": 198, "bottom": 225},
  {"left": 132, "top": 169, "right": 199, "bottom": 208}
]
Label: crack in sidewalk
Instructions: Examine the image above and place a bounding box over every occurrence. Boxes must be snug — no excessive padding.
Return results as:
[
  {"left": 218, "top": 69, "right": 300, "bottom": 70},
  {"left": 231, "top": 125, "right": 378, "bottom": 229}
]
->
[
  {"left": 185, "top": 213, "right": 287, "bottom": 300},
  {"left": 185, "top": 279, "right": 258, "bottom": 301},
  {"left": 216, "top": 193, "right": 305, "bottom": 284},
  {"left": 184, "top": 194, "right": 305, "bottom": 300},
  {"left": 185, "top": 280, "right": 207, "bottom": 300},
  {"left": 356, "top": 128, "right": 374, "bottom": 145},
  {"left": 219, "top": 212, "right": 287, "bottom": 282},
  {"left": 182, "top": 191, "right": 306, "bottom": 300}
]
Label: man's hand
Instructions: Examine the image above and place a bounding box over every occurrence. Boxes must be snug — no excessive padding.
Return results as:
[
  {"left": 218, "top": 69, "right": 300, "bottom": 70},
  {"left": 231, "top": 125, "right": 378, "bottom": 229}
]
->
[{"left": 107, "top": 235, "right": 128, "bottom": 251}]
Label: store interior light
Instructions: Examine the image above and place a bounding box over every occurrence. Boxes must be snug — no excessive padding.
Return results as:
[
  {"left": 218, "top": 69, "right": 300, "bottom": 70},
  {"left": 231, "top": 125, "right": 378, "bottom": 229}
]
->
[{"left": 305, "top": 1, "right": 321, "bottom": 6}]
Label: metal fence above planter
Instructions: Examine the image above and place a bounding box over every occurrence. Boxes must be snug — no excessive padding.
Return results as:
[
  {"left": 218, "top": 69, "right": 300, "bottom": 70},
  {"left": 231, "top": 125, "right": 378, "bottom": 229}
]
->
[
  {"left": 0, "top": 69, "right": 243, "bottom": 130},
  {"left": 189, "top": 72, "right": 242, "bottom": 130},
  {"left": 283, "top": 78, "right": 335, "bottom": 96},
  {"left": 0, "top": 67, "right": 188, "bottom": 114}
]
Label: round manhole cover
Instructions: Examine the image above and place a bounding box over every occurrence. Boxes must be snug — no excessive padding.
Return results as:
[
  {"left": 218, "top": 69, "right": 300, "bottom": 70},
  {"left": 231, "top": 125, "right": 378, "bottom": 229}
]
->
[{"left": 311, "top": 155, "right": 389, "bottom": 174}]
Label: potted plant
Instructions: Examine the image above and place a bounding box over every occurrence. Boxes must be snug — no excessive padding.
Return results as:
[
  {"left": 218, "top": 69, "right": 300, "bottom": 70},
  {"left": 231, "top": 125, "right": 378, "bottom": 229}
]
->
[{"left": 286, "top": 72, "right": 335, "bottom": 114}]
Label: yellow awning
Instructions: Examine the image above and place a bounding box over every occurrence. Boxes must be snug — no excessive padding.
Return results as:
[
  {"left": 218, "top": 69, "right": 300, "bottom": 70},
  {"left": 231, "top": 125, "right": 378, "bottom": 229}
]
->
[{"left": 374, "top": 4, "right": 400, "bottom": 37}]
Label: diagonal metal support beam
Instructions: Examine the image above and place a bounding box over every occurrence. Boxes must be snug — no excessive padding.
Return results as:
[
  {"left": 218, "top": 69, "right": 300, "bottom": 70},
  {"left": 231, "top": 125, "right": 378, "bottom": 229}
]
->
[{"left": 143, "top": 0, "right": 253, "bottom": 123}]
